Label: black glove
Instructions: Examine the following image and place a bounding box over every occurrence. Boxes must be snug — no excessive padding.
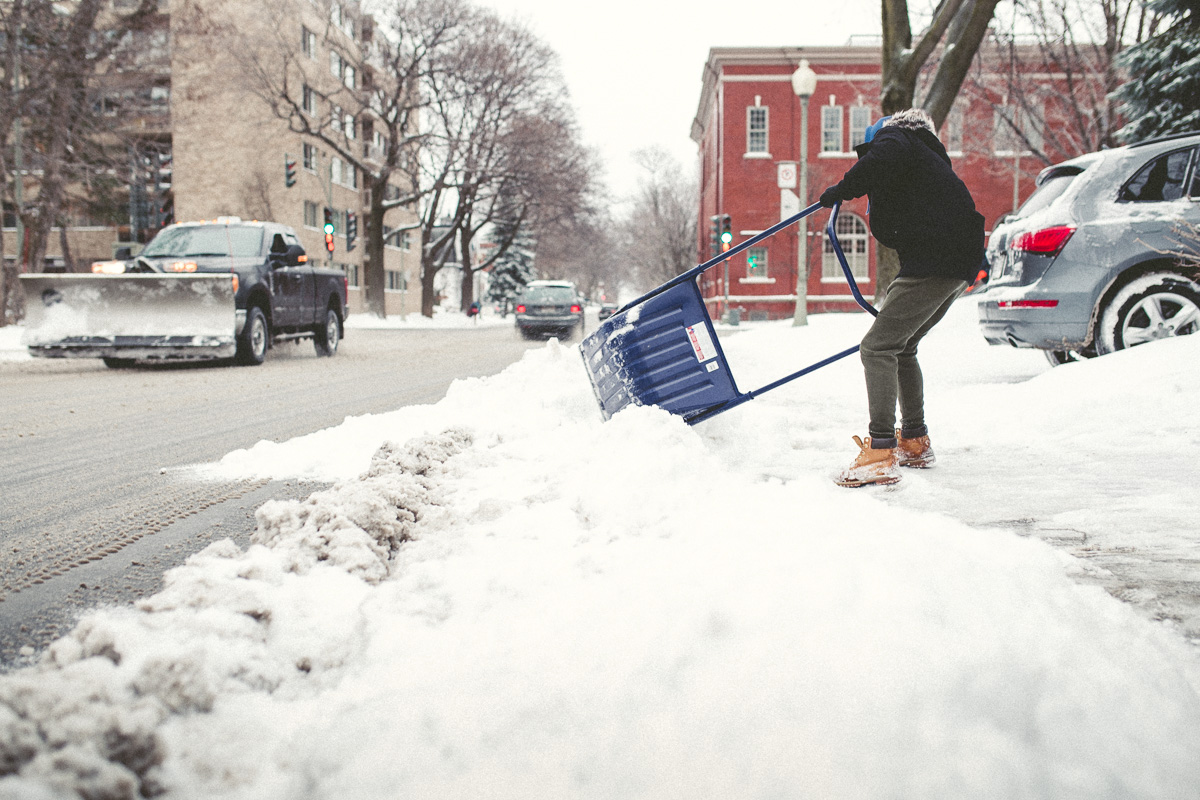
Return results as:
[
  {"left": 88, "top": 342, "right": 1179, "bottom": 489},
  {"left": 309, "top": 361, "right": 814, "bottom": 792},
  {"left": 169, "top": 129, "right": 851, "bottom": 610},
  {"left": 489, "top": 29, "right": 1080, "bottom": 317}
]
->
[{"left": 819, "top": 185, "right": 842, "bottom": 208}]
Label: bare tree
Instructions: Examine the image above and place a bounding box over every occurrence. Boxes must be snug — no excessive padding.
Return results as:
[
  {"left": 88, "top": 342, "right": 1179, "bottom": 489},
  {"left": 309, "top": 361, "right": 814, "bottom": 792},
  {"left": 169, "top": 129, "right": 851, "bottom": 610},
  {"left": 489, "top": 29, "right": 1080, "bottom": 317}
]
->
[
  {"left": 877, "top": 0, "right": 1005, "bottom": 292},
  {"left": 967, "top": 0, "right": 1157, "bottom": 166},
  {"left": 226, "top": 0, "right": 475, "bottom": 318},
  {"left": 534, "top": 210, "right": 623, "bottom": 300},
  {"left": 232, "top": 0, "right": 593, "bottom": 318},
  {"left": 1, "top": 0, "right": 159, "bottom": 324},
  {"left": 456, "top": 107, "right": 602, "bottom": 312},
  {"left": 416, "top": 9, "right": 595, "bottom": 316},
  {"left": 619, "top": 146, "right": 698, "bottom": 292}
]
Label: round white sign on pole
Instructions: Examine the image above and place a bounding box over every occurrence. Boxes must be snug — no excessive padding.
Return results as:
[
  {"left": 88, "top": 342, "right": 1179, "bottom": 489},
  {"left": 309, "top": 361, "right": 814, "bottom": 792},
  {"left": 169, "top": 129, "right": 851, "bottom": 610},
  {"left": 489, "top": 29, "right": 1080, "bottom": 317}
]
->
[{"left": 777, "top": 162, "right": 797, "bottom": 189}]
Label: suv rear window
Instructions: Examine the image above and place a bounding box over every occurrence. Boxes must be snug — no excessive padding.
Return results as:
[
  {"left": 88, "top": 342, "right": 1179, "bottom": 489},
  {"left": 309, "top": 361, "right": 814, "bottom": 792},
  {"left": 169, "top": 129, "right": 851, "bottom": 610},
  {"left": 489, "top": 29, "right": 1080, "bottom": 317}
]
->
[
  {"left": 1017, "top": 173, "right": 1077, "bottom": 218},
  {"left": 143, "top": 225, "right": 265, "bottom": 258},
  {"left": 522, "top": 287, "right": 576, "bottom": 304}
]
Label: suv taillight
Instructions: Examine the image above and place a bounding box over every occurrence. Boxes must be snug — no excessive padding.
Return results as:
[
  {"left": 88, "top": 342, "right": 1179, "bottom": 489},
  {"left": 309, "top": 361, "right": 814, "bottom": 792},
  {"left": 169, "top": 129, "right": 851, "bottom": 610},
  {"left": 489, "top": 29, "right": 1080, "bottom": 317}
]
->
[
  {"left": 516, "top": 304, "right": 526, "bottom": 313},
  {"left": 1012, "top": 225, "right": 1075, "bottom": 256},
  {"left": 570, "top": 304, "right": 582, "bottom": 313}
]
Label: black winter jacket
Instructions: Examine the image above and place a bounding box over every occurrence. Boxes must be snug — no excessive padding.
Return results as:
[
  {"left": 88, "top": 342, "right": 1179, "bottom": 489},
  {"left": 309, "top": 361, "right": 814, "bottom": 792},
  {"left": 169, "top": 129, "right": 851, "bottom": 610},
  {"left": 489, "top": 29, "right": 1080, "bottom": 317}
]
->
[{"left": 826, "top": 126, "right": 984, "bottom": 282}]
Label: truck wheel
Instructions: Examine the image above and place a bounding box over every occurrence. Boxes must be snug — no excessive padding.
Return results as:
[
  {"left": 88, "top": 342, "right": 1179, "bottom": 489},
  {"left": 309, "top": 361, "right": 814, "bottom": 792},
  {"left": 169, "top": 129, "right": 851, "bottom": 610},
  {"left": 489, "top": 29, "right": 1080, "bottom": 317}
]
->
[
  {"left": 314, "top": 306, "right": 341, "bottom": 357},
  {"left": 1096, "top": 272, "right": 1200, "bottom": 355},
  {"left": 236, "top": 306, "right": 269, "bottom": 365}
]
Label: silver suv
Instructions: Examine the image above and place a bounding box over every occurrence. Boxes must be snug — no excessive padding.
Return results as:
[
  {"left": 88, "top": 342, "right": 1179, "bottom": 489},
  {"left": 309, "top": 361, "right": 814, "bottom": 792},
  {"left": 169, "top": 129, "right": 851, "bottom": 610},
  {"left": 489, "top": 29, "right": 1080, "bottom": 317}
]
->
[
  {"left": 978, "top": 131, "right": 1200, "bottom": 365},
  {"left": 514, "top": 280, "right": 585, "bottom": 340}
]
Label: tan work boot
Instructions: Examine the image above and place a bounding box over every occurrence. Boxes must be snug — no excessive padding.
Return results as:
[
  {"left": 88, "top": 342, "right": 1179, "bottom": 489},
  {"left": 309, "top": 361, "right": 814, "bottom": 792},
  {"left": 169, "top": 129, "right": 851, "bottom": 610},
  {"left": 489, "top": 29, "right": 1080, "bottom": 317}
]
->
[
  {"left": 835, "top": 435, "right": 900, "bottom": 487},
  {"left": 896, "top": 430, "right": 936, "bottom": 468}
]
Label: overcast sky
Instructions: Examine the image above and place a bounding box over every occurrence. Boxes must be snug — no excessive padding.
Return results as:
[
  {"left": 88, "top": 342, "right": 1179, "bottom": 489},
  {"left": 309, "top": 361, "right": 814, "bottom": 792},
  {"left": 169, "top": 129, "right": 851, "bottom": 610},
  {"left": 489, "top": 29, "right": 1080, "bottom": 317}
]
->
[{"left": 475, "top": 0, "right": 885, "bottom": 200}]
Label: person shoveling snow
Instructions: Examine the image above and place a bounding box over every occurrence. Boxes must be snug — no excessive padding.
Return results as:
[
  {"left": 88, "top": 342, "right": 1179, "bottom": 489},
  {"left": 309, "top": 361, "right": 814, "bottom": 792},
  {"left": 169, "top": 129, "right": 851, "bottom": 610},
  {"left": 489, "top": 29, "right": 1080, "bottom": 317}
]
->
[{"left": 819, "top": 109, "right": 986, "bottom": 488}]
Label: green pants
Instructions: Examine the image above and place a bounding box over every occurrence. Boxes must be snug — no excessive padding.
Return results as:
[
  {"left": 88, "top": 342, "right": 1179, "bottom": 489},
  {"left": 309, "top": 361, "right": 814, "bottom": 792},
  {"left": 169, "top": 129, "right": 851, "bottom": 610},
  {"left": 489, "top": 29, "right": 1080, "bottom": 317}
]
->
[{"left": 860, "top": 277, "right": 967, "bottom": 443}]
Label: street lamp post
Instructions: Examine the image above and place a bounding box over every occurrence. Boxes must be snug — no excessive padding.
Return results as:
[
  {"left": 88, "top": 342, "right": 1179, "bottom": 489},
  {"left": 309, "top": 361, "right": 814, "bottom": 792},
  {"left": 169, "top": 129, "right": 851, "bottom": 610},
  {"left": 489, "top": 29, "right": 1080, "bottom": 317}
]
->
[{"left": 791, "top": 59, "right": 817, "bottom": 327}]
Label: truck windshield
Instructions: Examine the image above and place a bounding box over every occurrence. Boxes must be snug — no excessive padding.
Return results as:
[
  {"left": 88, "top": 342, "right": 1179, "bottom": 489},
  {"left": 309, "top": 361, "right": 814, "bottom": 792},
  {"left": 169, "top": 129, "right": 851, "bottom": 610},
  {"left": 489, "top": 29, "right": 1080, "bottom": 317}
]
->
[{"left": 142, "top": 225, "right": 264, "bottom": 258}]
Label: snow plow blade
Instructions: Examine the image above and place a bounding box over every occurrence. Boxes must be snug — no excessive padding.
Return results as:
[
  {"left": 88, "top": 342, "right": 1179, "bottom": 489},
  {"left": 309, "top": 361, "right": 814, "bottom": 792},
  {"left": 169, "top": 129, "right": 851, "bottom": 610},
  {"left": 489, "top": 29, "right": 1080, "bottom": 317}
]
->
[{"left": 19, "top": 274, "right": 238, "bottom": 361}]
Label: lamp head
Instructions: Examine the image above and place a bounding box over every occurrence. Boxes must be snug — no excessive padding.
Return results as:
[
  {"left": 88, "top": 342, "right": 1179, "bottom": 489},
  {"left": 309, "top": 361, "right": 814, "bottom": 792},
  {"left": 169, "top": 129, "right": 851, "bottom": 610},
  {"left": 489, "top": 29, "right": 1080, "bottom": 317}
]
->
[{"left": 791, "top": 59, "right": 817, "bottom": 98}]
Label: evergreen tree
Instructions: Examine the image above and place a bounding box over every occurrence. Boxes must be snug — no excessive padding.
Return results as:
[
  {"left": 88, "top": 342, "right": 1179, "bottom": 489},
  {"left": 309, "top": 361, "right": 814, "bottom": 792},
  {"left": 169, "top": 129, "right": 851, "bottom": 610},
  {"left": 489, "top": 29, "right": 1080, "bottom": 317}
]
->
[
  {"left": 1114, "top": 0, "right": 1200, "bottom": 141},
  {"left": 485, "top": 208, "right": 537, "bottom": 309}
]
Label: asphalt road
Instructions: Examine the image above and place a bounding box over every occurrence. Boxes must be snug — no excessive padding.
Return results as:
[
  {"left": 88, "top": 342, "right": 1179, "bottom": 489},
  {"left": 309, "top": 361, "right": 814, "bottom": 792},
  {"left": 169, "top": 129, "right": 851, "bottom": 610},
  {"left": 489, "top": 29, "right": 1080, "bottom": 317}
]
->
[{"left": 0, "top": 321, "right": 547, "bottom": 667}]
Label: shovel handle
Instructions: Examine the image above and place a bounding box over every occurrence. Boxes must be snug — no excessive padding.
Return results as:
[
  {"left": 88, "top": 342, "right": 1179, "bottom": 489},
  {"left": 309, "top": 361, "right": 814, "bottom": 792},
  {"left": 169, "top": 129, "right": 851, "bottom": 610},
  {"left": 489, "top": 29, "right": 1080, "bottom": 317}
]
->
[
  {"left": 617, "top": 202, "right": 878, "bottom": 317},
  {"left": 617, "top": 202, "right": 825, "bottom": 314}
]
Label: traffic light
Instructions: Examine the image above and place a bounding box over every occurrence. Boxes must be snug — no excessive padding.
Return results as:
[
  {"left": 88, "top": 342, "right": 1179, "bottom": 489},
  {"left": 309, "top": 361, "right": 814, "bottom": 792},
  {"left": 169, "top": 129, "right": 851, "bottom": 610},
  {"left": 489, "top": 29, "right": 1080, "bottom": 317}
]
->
[
  {"left": 285, "top": 153, "right": 297, "bottom": 187},
  {"left": 345, "top": 211, "right": 357, "bottom": 251},
  {"left": 323, "top": 207, "right": 335, "bottom": 253},
  {"left": 720, "top": 214, "right": 733, "bottom": 252},
  {"left": 709, "top": 215, "right": 721, "bottom": 258}
]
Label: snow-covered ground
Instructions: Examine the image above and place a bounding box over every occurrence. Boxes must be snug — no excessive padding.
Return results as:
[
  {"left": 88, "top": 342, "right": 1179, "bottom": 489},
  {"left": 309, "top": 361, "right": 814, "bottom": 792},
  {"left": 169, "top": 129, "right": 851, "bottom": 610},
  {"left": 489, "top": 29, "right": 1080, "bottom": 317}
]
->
[{"left": 3, "top": 298, "right": 1200, "bottom": 799}]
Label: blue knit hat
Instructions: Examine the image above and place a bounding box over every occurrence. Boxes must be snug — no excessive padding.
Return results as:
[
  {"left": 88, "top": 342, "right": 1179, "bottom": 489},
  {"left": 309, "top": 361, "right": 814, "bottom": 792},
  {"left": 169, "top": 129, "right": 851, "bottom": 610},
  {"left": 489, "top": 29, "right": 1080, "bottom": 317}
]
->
[{"left": 864, "top": 116, "right": 892, "bottom": 143}]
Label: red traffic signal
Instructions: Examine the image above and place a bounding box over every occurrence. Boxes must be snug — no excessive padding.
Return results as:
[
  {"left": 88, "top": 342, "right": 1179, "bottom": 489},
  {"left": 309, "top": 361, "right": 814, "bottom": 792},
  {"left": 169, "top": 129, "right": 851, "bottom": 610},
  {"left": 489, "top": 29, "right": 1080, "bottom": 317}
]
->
[{"left": 325, "top": 232, "right": 335, "bottom": 253}]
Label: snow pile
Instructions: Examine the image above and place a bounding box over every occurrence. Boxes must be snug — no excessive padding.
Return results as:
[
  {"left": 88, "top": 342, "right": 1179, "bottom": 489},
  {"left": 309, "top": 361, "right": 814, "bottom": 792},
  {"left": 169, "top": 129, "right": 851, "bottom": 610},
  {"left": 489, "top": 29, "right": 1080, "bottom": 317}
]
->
[
  {"left": 0, "top": 324, "right": 32, "bottom": 361},
  {"left": 251, "top": 429, "right": 472, "bottom": 583},
  {"left": 3, "top": 303, "right": 1200, "bottom": 798}
]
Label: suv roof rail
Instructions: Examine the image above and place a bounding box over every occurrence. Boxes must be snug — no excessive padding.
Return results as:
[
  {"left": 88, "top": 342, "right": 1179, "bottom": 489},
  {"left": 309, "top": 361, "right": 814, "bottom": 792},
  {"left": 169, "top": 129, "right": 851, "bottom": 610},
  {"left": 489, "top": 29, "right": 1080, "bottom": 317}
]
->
[{"left": 1128, "top": 130, "right": 1200, "bottom": 149}]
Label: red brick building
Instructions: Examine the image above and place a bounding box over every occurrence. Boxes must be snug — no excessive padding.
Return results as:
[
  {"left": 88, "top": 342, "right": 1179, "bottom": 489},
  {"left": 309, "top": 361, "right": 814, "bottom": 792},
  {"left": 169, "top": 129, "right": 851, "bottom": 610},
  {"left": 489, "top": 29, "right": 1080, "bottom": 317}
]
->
[{"left": 692, "top": 45, "right": 1047, "bottom": 320}]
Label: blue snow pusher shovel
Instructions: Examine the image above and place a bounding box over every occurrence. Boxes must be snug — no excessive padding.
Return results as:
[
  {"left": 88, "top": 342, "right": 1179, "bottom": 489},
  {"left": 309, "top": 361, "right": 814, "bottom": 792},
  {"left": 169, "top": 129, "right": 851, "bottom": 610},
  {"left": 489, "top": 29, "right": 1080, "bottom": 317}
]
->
[{"left": 580, "top": 202, "right": 877, "bottom": 425}]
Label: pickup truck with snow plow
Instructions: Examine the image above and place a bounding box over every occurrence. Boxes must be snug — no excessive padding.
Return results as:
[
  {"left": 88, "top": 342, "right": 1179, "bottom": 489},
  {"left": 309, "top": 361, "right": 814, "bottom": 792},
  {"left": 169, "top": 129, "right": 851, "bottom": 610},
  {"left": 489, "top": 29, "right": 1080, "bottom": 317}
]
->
[{"left": 20, "top": 218, "right": 348, "bottom": 367}]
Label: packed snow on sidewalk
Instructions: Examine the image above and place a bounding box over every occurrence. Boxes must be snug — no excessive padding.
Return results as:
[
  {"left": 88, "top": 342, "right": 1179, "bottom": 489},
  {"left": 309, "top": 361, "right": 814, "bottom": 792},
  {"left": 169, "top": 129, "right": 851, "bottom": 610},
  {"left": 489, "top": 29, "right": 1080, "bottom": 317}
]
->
[{"left": 3, "top": 299, "right": 1200, "bottom": 799}]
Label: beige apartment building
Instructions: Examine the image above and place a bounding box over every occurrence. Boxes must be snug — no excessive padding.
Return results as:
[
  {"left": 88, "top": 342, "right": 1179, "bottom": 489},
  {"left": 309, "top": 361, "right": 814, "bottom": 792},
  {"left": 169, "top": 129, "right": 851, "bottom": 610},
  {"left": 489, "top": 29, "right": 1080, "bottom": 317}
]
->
[{"left": 5, "top": 0, "right": 419, "bottom": 315}]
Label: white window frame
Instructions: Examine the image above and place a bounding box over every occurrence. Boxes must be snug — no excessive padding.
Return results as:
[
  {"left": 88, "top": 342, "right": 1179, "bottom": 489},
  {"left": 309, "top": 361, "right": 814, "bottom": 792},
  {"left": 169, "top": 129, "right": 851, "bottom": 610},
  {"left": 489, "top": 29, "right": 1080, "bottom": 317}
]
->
[
  {"left": 330, "top": 50, "right": 342, "bottom": 80},
  {"left": 302, "top": 142, "right": 317, "bottom": 172},
  {"left": 303, "top": 200, "right": 319, "bottom": 229},
  {"left": 344, "top": 113, "right": 356, "bottom": 140},
  {"left": 821, "top": 105, "right": 844, "bottom": 153},
  {"left": 849, "top": 105, "right": 871, "bottom": 149},
  {"left": 301, "top": 26, "right": 317, "bottom": 60},
  {"left": 343, "top": 64, "right": 356, "bottom": 90},
  {"left": 746, "top": 106, "right": 769, "bottom": 155},
  {"left": 823, "top": 212, "right": 869, "bottom": 280},
  {"left": 302, "top": 84, "right": 317, "bottom": 116}
]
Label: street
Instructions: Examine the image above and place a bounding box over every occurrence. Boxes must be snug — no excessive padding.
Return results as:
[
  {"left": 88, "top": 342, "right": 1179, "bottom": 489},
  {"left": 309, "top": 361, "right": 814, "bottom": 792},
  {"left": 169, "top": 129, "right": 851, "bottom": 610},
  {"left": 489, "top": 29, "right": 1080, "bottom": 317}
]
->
[{"left": 0, "top": 323, "right": 544, "bottom": 666}]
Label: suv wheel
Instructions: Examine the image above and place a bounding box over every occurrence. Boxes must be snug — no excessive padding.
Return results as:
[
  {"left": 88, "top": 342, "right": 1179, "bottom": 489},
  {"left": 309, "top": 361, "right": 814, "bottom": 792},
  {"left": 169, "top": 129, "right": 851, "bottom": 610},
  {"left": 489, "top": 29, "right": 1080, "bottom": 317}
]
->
[{"left": 1096, "top": 272, "right": 1200, "bottom": 355}]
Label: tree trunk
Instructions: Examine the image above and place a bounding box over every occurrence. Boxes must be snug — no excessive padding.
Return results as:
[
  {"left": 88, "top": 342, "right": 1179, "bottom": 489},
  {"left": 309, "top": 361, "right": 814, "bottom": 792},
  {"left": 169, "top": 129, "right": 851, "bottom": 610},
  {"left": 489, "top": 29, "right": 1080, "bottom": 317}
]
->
[
  {"left": 874, "top": 247, "right": 901, "bottom": 305},
  {"left": 59, "top": 222, "right": 75, "bottom": 273},
  {"left": 364, "top": 176, "right": 388, "bottom": 318},
  {"left": 459, "top": 226, "right": 474, "bottom": 312},
  {"left": 875, "top": 0, "right": 1000, "bottom": 298},
  {"left": 420, "top": 256, "right": 438, "bottom": 317}
]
